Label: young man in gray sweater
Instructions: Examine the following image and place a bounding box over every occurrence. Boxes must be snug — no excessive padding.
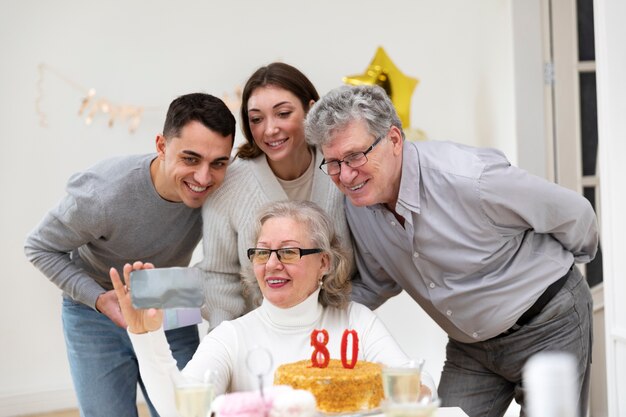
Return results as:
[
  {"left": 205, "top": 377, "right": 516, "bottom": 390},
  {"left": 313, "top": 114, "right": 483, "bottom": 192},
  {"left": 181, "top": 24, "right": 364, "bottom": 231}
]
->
[{"left": 24, "top": 93, "right": 236, "bottom": 417}]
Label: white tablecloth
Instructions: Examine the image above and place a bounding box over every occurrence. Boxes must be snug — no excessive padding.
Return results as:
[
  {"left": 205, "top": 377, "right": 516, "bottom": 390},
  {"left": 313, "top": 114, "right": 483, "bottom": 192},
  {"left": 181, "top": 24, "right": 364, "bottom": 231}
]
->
[
  {"left": 369, "top": 407, "right": 468, "bottom": 417},
  {"left": 435, "top": 407, "right": 468, "bottom": 417}
]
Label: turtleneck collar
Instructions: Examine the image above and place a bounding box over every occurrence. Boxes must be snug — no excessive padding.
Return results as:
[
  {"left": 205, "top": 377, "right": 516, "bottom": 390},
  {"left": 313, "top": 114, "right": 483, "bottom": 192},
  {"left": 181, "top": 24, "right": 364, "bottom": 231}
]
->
[{"left": 260, "top": 287, "right": 323, "bottom": 327}]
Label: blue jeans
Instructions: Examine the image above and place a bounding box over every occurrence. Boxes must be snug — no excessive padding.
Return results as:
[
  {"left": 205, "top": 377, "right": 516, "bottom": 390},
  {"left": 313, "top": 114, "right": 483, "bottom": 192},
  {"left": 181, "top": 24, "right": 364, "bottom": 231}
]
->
[
  {"left": 438, "top": 267, "right": 592, "bottom": 417},
  {"left": 62, "top": 296, "right": 199, "bottom": 417}
]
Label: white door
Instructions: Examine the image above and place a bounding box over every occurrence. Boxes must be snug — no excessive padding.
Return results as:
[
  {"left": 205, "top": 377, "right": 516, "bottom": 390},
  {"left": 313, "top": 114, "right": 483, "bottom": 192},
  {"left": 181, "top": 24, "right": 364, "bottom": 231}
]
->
[
  {"left": 549, "top": 0, "right": 626, "bottom": 415},
  {"left": 594, "top": 1, "right": 626, "bottom": 415}
]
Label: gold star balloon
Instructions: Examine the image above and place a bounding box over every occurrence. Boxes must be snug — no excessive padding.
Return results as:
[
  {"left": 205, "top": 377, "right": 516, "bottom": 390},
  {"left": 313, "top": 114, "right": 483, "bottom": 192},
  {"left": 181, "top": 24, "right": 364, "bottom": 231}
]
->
[{"left": 343, "top": 47, "right": 419, "bottom": 129}]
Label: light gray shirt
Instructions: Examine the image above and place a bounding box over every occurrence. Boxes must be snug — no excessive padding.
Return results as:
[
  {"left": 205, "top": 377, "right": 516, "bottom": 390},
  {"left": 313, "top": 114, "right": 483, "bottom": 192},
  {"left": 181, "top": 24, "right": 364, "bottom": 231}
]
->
[
  {"left": 349, "top": 140, "right": 598, "bottom": 343},
  {"left": 24, "top": 154, "right": 202, "bottom": 310}
]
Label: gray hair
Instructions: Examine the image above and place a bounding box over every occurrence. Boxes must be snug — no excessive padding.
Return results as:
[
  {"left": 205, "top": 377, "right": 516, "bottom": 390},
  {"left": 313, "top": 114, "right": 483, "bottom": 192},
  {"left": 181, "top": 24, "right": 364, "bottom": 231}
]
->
[
  {"left": 305, "top": 85, "right": 404, "bottom": 147},
  {"left": 242, "top": 200, "right": 352, "bottom": 309}
]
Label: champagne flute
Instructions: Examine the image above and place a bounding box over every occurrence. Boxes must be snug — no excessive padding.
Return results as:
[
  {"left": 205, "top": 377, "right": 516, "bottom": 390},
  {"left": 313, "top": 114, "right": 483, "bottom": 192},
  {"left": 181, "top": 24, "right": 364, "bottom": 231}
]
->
[
  {"left": 245, "top": 346, "right": 273, "bottom": 399},
  {"left": 245, "top": 346, "right": 273, "bottom": 417}
]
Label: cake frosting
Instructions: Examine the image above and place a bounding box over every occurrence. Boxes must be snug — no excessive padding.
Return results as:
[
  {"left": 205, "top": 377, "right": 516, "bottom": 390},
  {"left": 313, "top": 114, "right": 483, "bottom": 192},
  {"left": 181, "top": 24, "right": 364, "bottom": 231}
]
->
[{"left": 274, "top": 358, "right": 384, "bottom": 413}]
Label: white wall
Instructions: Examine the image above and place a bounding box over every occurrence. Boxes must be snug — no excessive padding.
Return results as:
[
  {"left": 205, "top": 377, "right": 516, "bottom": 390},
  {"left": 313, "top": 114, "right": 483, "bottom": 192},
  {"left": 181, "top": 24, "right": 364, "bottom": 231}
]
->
[
  {"left": 511, "top": 0, "right": 551, "bottom": 180},
  {"left": 0, "top": 1, "right": 515, "bottom": 415}
]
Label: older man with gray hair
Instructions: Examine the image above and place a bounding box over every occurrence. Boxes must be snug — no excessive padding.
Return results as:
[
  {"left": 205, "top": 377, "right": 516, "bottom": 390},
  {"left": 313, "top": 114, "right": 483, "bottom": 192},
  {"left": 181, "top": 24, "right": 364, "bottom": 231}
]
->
[{"left": 305, "top": 84, "right": 598, "bottom": 417}]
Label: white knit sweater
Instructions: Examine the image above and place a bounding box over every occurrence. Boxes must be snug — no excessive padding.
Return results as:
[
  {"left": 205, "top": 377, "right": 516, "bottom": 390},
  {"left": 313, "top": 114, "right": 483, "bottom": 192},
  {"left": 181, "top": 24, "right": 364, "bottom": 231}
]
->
[{"left": 197, "top": 147, "right": 353, "bottom": 328}]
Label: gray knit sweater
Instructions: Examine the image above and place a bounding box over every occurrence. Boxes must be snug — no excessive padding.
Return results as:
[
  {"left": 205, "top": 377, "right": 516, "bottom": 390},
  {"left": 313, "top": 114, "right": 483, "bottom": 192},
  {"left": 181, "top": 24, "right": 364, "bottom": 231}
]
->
[
  {"left": 197, "top": 148, "right": 353, "bottom": 328},
  {"left": 24, "top": 154, "right": 202, "bottom": 310}
]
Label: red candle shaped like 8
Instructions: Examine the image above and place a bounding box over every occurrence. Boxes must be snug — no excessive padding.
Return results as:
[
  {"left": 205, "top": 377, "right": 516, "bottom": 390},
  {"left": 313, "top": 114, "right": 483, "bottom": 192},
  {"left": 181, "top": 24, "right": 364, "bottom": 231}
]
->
[{"left": 310, "top": 329, "right": 330, "bottom": 368}]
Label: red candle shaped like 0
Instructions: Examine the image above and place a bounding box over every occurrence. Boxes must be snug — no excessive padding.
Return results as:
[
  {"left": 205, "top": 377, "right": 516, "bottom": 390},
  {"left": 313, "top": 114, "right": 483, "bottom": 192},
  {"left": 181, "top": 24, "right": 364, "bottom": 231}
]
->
[
  {"left": 341, "top": 329, "right": 359, "bottom": 369},
  {"left": 310, "top": 329, "right": 330, "bottom": 368}
]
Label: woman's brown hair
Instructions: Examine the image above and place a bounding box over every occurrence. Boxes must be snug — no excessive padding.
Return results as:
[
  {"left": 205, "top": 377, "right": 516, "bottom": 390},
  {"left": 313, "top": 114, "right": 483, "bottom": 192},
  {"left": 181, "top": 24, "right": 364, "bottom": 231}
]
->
[{"left": 236, "top": 62, "right": 319, "bottom": 159}]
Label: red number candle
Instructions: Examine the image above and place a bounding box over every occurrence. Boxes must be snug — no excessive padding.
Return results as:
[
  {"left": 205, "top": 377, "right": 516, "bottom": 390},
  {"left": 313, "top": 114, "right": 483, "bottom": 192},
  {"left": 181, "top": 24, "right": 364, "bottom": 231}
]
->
[
  {"left": 310, "top": 329, "right": 330, "bottom": 368},
  {"left": 341, "top": 329, "right": 359, "bottom": 369}
]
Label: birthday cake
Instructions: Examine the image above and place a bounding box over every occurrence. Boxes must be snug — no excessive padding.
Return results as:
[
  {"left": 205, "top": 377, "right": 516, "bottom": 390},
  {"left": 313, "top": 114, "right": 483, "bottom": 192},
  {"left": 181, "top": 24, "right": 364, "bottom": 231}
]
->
[{"left": 273, "top": 359, "right": 384, "bottom": 413}]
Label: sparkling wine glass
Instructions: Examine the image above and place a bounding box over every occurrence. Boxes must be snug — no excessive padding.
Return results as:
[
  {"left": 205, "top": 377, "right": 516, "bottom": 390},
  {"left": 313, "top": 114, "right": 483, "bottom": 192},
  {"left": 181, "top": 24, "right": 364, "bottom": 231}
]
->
[
  {"left": 382, "top": 359, "right": 425, "bottom": 403},
  {"left": 381, "top": 359, "right": 440, "bottom": 417},
  {"left": 172, "top": 370, "right": 216, "bottom": 417}
]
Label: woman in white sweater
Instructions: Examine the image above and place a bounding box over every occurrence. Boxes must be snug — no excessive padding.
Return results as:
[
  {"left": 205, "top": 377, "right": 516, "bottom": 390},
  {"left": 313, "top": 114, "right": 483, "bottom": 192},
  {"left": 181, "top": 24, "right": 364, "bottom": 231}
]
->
[
  {"left": 196, "top": 63, "right": 354, "bottom": 329},
  {"left": 110, "top": 200, "right": 409, "bottom": 416}
]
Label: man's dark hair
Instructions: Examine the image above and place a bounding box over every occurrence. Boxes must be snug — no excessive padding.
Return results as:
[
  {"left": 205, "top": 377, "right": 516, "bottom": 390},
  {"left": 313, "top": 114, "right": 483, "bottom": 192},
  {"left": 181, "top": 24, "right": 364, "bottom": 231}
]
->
[{"left": 163, "top": 93, "right": 236, "bottom": 143}]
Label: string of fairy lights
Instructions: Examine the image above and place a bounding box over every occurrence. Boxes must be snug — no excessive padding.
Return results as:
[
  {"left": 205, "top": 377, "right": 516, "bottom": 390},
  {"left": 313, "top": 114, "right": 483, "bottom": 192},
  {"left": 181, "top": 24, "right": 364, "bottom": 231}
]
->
[
  {"left": 35, "top": 62, "right": 242, "bottom": 134},
  {"left": 35, "top": 48, "right": 424, "bottom": 139}
]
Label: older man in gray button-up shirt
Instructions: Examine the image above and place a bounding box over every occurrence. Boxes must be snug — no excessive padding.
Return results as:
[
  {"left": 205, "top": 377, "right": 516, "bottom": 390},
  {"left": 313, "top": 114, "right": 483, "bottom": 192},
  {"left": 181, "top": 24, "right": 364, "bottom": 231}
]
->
[{"left": 305, "top": 85, "right": 598, "bottom": 417}]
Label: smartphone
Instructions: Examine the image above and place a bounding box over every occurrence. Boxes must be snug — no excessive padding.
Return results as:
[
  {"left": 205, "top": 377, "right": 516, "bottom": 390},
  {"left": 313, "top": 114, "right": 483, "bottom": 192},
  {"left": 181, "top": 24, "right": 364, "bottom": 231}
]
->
[{"left": 129, "top": 267, "right": 204, "bottom": 309}]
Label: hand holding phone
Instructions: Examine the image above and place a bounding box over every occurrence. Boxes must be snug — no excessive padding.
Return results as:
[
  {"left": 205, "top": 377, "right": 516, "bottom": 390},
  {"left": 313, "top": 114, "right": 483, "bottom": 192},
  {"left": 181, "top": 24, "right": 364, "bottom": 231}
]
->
[{"left": 110, "top": 262, "right": 164, "bottom": 333}]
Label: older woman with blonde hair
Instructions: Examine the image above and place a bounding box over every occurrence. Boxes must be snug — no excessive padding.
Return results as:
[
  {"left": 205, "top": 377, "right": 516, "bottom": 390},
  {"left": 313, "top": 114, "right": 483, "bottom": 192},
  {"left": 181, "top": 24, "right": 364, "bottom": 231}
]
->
[
  {"left": 241, "top": 199, "right": 353, "bottom": 309},
  {"left": 110, "top": 200, "right": 411, "bottom": 416}
]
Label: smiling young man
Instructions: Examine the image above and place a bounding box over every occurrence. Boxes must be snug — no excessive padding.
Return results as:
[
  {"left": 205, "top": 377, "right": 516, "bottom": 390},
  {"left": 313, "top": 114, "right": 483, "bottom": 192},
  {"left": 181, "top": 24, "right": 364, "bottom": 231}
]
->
[
  {"left": 24, "top": 93, "right": 235, "bottom": 417},
  {"left": 305, "top": 85, "right": 599, "bottom": 417}
]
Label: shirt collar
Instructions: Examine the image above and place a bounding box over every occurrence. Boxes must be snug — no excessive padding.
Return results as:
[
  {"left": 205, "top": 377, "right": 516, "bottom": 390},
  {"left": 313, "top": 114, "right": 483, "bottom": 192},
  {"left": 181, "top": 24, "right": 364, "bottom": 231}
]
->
[
  {"left": 260, "top": 287, "right": 323, "bottom": 327},
  {"left": 366, "top": 141, "right": 421, "bottom": 215},
  {"left": 397, "top": 141, "right": 421, "bottom": 214}
]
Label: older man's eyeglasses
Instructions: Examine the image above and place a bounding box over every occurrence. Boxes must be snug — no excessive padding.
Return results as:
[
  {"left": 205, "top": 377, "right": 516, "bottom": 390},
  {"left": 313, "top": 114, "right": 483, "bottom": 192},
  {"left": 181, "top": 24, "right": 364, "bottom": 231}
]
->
[
  {"left": 319, "top": 135, "right": 385, "bottom": 176},
  {"left": 247, "top": 247, "right": 323, "bottom": 264}
]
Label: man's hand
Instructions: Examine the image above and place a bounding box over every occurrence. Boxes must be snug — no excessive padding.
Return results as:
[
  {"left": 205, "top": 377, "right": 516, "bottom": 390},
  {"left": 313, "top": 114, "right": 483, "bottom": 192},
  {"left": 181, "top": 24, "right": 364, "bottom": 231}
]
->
[{"left": 96, "top": 290, "right": 127, "bottom": 328}]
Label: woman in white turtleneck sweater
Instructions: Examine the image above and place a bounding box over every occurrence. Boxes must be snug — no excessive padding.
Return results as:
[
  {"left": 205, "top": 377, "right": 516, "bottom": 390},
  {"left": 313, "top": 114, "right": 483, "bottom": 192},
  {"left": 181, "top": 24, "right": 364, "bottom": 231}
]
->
[{"left": 110, "top": 200, "right": 409, "bottom": 417}]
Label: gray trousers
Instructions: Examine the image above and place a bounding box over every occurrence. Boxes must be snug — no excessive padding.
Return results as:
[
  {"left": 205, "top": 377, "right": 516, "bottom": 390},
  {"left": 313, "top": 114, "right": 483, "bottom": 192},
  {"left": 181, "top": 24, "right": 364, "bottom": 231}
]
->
[{"left": 438, "top": 266, "right": 593, "bottom": 417}]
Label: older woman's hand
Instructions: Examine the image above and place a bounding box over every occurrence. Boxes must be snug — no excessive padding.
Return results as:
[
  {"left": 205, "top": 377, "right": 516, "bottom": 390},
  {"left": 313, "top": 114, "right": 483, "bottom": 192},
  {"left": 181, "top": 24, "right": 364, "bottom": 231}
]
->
[{"left": 109, "top": 261, "right": 163, "bottom": 334}]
